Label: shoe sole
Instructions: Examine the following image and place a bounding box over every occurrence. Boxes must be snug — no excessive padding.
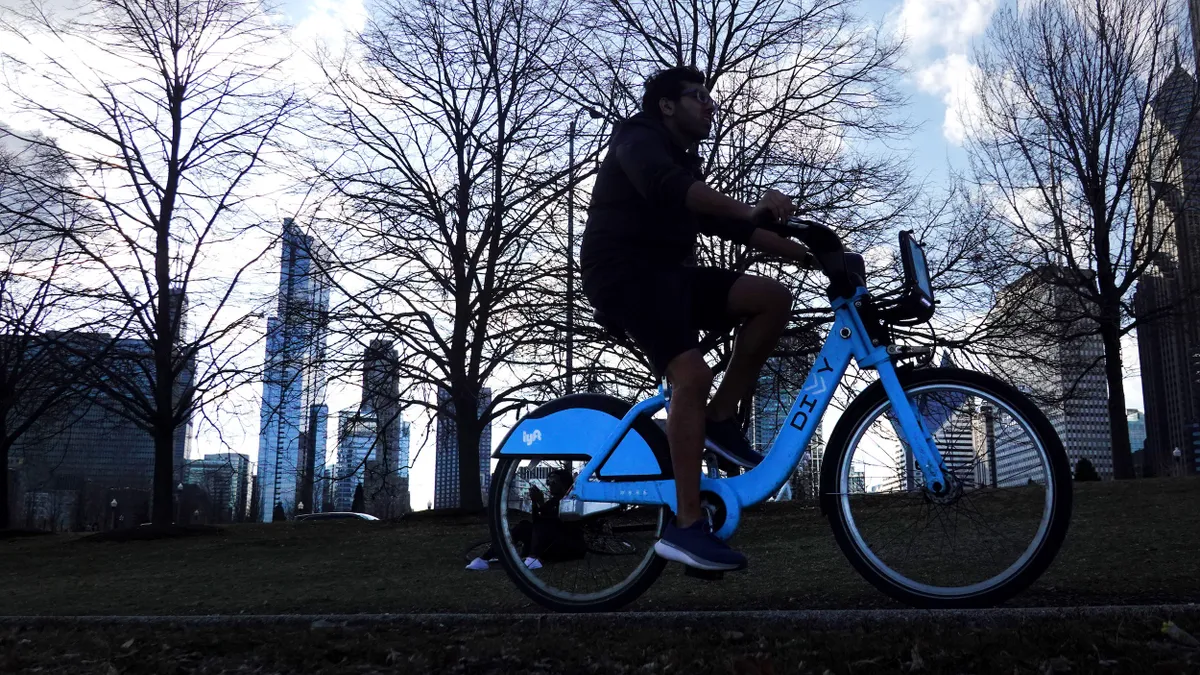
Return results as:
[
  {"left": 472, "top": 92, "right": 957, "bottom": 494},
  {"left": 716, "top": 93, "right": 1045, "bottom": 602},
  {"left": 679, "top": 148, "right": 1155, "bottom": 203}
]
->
[
  {"left": 704, "top": 438, "right": 763, "bottom": 469},
  {"left": 654, "top": 540, "right": 746, "bottom": 571}
]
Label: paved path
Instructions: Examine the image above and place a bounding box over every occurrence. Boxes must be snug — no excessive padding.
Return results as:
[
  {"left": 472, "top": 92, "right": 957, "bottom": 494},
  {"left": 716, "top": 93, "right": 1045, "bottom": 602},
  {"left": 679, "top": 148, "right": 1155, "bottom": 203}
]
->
[{"left": 2, "top": 604, "right": 1197, "bottom": 630}]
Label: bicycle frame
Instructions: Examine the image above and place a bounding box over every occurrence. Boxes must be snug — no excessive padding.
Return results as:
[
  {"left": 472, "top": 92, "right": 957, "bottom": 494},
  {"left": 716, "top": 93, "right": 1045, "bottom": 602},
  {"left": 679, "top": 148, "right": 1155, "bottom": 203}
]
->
[{"left": 567, "top": 286, "right": 950, "bottom": 540}]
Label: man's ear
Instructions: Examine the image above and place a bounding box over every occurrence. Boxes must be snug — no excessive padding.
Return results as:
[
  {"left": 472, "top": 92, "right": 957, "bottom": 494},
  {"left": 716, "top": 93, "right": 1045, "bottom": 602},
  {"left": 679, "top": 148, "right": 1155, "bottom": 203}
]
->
[{"left": 658, "top": 97, "right": 675, "bottom": 118}]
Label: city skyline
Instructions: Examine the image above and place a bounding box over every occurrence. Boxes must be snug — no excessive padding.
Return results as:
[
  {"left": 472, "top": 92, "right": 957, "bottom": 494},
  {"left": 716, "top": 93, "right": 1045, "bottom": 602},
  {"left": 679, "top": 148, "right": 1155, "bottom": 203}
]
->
[{"left": 7, "top": 0, "right": 1195, "bottom": 523}]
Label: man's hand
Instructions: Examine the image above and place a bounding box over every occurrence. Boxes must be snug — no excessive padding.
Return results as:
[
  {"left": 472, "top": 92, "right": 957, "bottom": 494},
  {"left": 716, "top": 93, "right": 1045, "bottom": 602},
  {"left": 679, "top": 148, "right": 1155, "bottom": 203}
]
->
[
  {"left": 749, "top": 189, "right": 797, "bottom": 226},
  {"left": 799, "top": 251, "right": 822, "bottom": 271},
  {"left": 747, "top": 228, "right": 823, "bottom": 272}
]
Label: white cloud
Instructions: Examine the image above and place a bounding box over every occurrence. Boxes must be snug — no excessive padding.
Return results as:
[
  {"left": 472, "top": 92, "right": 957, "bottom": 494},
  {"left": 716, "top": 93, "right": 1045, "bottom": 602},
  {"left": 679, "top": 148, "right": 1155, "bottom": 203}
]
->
[
  {"left": 896, "top": 0, "right": 997, "bottom": 57},
  {"left": 892, "top": 0, "right": 997, "bottom": 145},
  {"left": 914, "top": 53, "right": 984, "bottom": 145}
]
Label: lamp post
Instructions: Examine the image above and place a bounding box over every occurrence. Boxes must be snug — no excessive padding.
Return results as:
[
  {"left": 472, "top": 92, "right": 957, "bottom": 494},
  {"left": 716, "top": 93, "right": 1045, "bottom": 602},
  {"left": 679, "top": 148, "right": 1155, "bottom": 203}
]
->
[
  {"left": 175, "top": 482, "right": 183, "bottom": 524},
  {"left": 1173, "top": 447, "right": 1183, "bottom": 477},
  {"left": 566, "top": 107, "right": 605, "bottom": 396},
  {"left": 109, "top": 498, "right": 118, "bottom": 530},
  {"left": 298, "top": 501, "right": 305, "bottom": 517}
]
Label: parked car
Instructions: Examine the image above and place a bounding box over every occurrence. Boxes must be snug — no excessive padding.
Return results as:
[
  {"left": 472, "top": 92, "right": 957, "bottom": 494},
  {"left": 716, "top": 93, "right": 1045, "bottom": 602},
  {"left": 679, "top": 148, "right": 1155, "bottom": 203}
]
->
[{"left": 294, "top": 512, "right": 379, "bottom": 521}]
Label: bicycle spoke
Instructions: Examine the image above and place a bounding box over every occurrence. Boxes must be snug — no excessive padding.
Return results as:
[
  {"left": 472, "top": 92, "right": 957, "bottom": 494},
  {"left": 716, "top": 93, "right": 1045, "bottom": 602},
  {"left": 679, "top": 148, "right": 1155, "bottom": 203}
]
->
[
  {"left": 496, "top": 457, "right": 664, "bottom": 606},
  {"left": 838, "top": 380, "right": 1060, "bottom": 597}
]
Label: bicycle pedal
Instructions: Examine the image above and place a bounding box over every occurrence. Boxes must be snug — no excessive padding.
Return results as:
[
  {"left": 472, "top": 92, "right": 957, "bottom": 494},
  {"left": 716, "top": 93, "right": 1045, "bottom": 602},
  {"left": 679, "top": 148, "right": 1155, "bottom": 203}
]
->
[{"left": 683, "top": 566, "right": 725, "bottom": 581}]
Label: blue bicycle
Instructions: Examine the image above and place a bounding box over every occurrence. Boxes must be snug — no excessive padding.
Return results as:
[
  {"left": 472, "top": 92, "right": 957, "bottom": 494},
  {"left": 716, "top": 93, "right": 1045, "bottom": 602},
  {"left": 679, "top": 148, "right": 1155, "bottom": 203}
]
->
[{"left": 488, "top": 220, "right": 1072, "bottom": 611}]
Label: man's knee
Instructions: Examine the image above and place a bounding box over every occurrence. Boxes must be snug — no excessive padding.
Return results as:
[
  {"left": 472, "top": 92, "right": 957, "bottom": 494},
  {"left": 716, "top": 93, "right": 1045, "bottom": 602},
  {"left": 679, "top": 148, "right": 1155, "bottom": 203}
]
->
[
  {"left": 666, "top": 350, "right": 712, "bottom": 393},
  {"left": 730, "top": 275, "right": 792, "bottom": 317},
  {"left": 762, "top": 279, "right": 792, "bottom": 317}
]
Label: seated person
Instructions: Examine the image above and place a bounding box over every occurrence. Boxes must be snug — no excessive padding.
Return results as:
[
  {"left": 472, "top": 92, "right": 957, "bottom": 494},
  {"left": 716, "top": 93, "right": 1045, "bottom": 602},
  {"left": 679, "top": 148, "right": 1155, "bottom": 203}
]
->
[{"left": 466, "top": 468, "right": 586, "bottom": 570}]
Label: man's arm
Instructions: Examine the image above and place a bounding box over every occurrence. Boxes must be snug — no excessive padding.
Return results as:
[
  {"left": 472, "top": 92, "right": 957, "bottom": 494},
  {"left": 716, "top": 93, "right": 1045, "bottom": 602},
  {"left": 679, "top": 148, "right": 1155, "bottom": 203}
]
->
[
  {"left": 685, "top": 181, "right": 755, "bottom": 222},
  {"left": 748, "top": 228, "right": 821, "bottom": 270},
  {"left": 691, "top": 184, "right": 820, "bottom": 269}
]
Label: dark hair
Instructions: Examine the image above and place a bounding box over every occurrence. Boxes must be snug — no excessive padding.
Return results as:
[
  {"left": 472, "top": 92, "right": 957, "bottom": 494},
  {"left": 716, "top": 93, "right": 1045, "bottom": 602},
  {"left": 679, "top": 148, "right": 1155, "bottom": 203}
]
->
[{"left": 641, "top": 66, "right": 706, "bottom": 119}]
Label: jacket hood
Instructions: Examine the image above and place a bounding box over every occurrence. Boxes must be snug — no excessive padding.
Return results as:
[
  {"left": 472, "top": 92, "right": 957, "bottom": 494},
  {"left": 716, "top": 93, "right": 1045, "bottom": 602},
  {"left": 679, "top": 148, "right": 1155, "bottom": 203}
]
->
[{"left": 609, "top": 112, "right": 701, "bottom": 167}]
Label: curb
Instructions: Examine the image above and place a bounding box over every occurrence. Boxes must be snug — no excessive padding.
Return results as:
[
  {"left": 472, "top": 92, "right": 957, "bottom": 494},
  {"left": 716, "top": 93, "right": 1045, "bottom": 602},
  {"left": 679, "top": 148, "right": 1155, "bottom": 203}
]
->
[{"left": 1, "top": 604, "right": 1198, "bottom": 630}]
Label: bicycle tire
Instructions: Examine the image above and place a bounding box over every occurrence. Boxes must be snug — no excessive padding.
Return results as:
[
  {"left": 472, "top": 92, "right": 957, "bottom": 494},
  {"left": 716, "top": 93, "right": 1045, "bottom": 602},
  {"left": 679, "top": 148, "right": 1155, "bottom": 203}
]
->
[
  {"left": 489, "top": 456, "right": 668, "bottom": 612},
  {"left": 820, "top": 366, "right": 1072, "bottom": 609}
]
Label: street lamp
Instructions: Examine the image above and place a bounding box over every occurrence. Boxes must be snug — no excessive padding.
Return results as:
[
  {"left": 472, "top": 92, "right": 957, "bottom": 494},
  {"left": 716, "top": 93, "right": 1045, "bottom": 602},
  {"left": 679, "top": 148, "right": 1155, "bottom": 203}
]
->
[
  {"left": 566, "top": 106, "right": 605, "bottom": 397},
  {"left": 298, "top": 501, "right": 305, "bottom": 516},
  {"left": 175, "top": 482, "right": 183, "bottom": 524},
  {"left": 109, "top": 499, "right": 118, "bottom": 530},
  {"left": 1173, "top": 447, "right": 1182, "bottom": 477}
]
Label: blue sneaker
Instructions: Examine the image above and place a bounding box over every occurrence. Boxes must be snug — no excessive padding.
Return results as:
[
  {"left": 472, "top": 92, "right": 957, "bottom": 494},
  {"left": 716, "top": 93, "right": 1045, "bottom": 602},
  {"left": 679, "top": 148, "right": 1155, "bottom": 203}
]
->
[
  {"left": 705, "top": 417, "right": 764, "bottom": 469},
  {"left": 654, "top": 519, "right": 748, "bottom": 571}
]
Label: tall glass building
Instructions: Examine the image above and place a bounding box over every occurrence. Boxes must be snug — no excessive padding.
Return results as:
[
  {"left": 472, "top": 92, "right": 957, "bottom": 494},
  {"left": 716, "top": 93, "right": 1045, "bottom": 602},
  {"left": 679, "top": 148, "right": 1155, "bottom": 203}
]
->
[
  {"left": 434, "top": 387, "right": 492, "bottom": 509},
  {"left": 751, "top": 335, "right": 823, "bottom": 500},
  {"left": 256, "top": 218, "right": 330, "bottom": 520}
]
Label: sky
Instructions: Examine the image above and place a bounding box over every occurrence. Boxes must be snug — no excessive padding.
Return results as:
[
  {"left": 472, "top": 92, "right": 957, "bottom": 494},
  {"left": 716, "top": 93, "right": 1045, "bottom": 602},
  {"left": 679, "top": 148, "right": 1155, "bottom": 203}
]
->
[{"left": 2, "top": 0, "right": 1149, "bottom": 512}]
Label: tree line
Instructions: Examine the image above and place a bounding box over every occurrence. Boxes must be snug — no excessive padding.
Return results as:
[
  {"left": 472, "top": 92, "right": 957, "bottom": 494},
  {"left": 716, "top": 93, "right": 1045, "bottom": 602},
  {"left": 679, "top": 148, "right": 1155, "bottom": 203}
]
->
[{"left": 0, "top": 0, "right": 1195, "bottom": 528}]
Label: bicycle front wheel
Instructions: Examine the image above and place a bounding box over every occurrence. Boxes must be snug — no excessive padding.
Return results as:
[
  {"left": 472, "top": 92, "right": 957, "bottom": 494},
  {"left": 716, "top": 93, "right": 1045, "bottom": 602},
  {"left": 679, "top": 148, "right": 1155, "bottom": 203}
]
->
[{"left": 822, "top": 367, "right": 1072, "bottom": 608}]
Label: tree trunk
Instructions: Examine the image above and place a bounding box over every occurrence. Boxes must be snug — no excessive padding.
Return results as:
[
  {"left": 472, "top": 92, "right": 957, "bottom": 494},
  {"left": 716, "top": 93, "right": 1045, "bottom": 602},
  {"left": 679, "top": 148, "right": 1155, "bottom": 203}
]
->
[
  {"left": 1100, "top": 323, "right": 1135, "bottom": 479},
  {"left": 456, "top": 392, "right": 484, "bottom": 512},
  {"left": 0, "top": 439, "right": 9, "bottom": 530}
]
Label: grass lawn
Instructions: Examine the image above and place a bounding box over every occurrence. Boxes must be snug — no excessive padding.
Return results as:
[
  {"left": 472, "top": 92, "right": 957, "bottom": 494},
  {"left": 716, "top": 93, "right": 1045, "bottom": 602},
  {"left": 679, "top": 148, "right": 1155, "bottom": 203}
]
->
[{"left": 1, "top": 478, "right": 1198, "bottom": 616}]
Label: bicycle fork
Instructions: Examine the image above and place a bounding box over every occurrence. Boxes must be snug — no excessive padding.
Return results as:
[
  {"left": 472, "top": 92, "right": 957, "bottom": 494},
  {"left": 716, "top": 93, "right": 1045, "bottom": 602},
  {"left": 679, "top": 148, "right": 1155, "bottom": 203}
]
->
[{"left": 842, "top": 298, "right": 951, "bottom": 496}]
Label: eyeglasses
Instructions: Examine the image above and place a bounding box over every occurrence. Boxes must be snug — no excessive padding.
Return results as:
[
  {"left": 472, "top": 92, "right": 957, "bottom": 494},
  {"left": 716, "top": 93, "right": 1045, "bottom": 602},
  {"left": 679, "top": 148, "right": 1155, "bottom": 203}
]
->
[{"left": 680, "top": 88, "right": 716, "bottom": 108}]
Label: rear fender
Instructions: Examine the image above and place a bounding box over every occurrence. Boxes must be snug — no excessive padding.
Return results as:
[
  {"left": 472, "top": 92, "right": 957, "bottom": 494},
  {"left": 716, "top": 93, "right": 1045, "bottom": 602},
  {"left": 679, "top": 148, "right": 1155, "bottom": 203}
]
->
[{"left": 493, "top": 393, "right": 672, "bottom": 480}]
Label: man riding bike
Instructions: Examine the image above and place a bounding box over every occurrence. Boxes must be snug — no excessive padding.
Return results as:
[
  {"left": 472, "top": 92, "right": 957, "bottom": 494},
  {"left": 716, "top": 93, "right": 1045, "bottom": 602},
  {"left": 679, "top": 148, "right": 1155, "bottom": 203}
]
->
[{"left": 580, "top": 66, "right": 820, "bottom": 572}]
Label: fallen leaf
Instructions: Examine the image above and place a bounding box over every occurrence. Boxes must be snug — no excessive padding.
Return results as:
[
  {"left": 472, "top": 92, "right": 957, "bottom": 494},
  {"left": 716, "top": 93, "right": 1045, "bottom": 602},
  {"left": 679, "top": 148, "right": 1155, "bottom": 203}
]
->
[
  {"left": 120, "top": 639, "right": 135, "bottom": 650},
  {"left": 1041, "top": 656, "right": 1072, "bottom": 673},
  {"left": 908, "top": 643, "right": 925, "bottom": 672},
  {"left": 1162, "top": 622, "right": 1200, "bottom": 649}
]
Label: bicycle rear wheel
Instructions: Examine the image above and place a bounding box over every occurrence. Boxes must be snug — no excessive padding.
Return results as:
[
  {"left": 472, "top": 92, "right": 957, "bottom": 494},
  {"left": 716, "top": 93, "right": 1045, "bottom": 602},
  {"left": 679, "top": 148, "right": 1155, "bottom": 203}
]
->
[
  {"left": 822, "top": 367, "right": 1072, "bottom": 608},
  {"left": 489, "top": 456, "right": 668, "bottom": 612}
]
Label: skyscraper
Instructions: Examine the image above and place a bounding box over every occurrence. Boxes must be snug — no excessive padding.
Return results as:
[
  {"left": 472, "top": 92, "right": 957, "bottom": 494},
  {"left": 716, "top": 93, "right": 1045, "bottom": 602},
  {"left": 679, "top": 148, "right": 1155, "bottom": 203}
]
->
[
  {"left": 1127, "top": 409, "right": 1147, "bottom": 455},
  {"left": 992, "top": 266, "right": 1113, "bottom": 479},
  {"left": 333, "top": 409, "right": 375, "bottom": 512},
  {"left": 361, "top": 339, "right": 409, "bottom": 516},
  {"left": 751, "top": 335, "right": 823, "bottom": 500},
  {"left": 9, "top": 294, "right": 194, "bottom": 529},
  {"left": 1131, "top": 23, "right": 1200, "bottom": 477},
  {"left": 434, "top": 387, "right": 492, "bottom": 509},
  {"left": 182, "top": 453, "right": 252, "bottom": 523},
  {"left": 257, "top": 218, "right": 330, "bottom": 520}
]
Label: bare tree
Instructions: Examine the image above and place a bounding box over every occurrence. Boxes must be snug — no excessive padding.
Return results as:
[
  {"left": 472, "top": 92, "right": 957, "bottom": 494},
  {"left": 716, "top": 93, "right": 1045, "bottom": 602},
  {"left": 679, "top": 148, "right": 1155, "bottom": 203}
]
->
[
  {"left": 1, "top": 0, "right": 300, "bottom": 523},
  {"left": 304, "top": 0, "right": 577, "bottom": 511},
  {"left": 965, "top": 0, "right": 1190, "bottom": 479}
]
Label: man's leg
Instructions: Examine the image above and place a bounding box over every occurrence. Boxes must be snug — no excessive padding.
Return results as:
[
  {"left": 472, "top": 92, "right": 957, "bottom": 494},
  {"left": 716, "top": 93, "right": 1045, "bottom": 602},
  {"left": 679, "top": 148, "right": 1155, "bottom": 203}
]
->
[
  {"left": 656, "top": 347, "right": 748, "bottom": 571},
  {"left": 706, "top": 276, "right": 792, "bottom": 422},
  {"left": 664, "top": 349, "right": 711, "bottom": 528}
]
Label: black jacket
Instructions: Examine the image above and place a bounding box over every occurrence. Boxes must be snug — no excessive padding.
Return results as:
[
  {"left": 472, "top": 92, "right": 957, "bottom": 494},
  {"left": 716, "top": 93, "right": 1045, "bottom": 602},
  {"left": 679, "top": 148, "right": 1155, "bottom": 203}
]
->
[{"left": 579, "top": 113, "right": 755, "bottom": 282}]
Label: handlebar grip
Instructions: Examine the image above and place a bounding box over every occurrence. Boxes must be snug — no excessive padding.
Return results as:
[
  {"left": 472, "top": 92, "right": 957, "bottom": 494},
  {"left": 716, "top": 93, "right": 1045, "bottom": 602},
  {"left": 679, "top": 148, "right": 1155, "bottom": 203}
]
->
[{"left": 781, "top": 218, "right": 862, "bottom": 298}]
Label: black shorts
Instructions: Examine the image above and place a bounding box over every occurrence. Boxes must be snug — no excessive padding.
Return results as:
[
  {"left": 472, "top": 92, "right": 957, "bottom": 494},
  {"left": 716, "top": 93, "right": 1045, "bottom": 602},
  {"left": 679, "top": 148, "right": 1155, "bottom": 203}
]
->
[{"left": 582, "top": 264, "right": 743, "bottom": 378}]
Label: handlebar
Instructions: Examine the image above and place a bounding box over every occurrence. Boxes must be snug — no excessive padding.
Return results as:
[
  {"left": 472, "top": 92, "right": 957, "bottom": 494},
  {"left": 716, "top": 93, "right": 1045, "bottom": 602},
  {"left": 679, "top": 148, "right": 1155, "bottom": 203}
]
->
[
  {"left": 775, "top": 218, "right": 936, "bottom": 325},
  {"left": 777, "top": 217, "right": 864, "bottom": 299}
]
